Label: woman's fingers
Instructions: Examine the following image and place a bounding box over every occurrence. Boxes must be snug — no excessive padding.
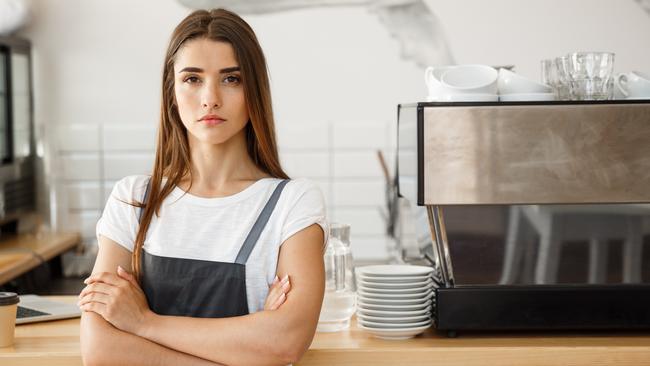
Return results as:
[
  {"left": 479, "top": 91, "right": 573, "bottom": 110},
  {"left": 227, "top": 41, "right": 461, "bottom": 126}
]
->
[
  {"left": 271, "top": 292, "right": 286, "bottom": 309},
  {"left": 280, "top": 277, "right": 291, "bottom": 294},
  {"left": 264, "top": 277, "right": 283, "bottom": 310},
  {"left": 78, "top": 292, "right": 111, "bottom": 307},
  {"left": 264, "top": 275, "right": 291, "bottom": 310},
  {"left": 273, "top": 278, "right": 291, "bottom": 307},
  {"left": 78, "top": 282, "right": 114, "bottom": 299}
]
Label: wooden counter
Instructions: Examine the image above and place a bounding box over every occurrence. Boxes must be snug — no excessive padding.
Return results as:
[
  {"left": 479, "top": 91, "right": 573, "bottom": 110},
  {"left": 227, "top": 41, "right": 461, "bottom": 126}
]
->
[
  {"left": 2, "top": 296, "right": 650, "bottom": 365},
  {"left": 0, "top": 231, "right": 82, "bottom": 285}
]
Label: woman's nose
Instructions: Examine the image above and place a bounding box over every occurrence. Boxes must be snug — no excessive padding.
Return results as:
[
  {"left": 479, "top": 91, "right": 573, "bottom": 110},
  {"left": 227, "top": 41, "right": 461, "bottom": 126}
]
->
[{"left": 201, "top": 82, "right": 222, "bottom": 109}]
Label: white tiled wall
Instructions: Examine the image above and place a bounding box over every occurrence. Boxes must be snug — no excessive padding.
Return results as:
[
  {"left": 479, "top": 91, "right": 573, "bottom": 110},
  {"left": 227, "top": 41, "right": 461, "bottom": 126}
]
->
[{"left": 57, "top": 119, "right": 396, "bottom": 274}]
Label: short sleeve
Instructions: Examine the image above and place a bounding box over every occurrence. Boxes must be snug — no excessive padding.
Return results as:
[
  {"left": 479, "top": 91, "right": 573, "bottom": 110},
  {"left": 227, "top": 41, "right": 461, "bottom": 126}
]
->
[
  {"left": 95, "top": 175, "right": 149, "bottom": 252},
  {"left": 280, "top": 179, "right": 329, "bottom": 248}
]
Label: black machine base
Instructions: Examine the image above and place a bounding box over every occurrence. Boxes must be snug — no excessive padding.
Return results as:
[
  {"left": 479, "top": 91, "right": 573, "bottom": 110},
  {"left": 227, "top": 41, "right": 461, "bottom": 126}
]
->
[{"left": 434, "top": 284, "right": 650, "bottom": 331}]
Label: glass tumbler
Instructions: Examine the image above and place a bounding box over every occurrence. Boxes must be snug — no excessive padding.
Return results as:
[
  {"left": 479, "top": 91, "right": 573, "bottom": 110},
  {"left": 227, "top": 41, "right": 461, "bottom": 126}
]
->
[
  {"left": 566, "top": 52, "right": 615, "bottom": 100},
  {"left": 541, "top": 59, "right": 559, "bottom": 98},
  {"left": 554, "top": 56, "right": 571, "bottom": 100}
]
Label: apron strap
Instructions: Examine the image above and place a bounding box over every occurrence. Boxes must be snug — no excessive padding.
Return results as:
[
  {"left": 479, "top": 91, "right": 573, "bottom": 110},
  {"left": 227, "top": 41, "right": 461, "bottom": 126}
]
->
[
  {"left": 138, "top": 177, "right": 152, "bottom": 224},
  {"left": 235, "top": 179, "right": 290, "bottom": 265}
]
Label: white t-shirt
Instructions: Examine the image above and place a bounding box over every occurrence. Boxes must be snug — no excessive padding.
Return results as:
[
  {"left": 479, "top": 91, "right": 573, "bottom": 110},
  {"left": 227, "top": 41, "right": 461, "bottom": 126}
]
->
[{"left": 96, "top": 175, "right": 328, "bottom": 313}]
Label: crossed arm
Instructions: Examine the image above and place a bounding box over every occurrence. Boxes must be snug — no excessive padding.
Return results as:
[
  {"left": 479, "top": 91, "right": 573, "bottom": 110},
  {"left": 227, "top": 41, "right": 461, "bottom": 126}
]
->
[{"left": 80, "top": 224, "right": 325, "bottom": 366}]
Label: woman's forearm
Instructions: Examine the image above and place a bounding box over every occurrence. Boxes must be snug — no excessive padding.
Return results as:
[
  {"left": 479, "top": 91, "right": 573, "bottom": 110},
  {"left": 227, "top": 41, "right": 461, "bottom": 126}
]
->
[
  {"left": 80, "top": 312, "right": 224, "bottom": 366},
  {"left": 139, "top": 309, "right": 307, "bottom": 366}
]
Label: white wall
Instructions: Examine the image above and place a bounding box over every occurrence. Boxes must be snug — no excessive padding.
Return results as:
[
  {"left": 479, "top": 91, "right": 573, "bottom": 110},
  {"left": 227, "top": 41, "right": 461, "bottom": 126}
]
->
[
  {"left": 16, "top": 0, "right": 650, "bottom": 274},
  {"left": 428, "top": 0, "right": 650, "bottom": 80}
]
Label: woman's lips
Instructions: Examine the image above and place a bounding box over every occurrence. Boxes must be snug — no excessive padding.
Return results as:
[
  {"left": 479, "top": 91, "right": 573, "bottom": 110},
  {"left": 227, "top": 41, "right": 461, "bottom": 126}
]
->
[
  {"left": 201, "top": 118, "right": 225, "bottom": 126},
  {"left": 198, "top": 114, "right": 226, "bottom": 126}
]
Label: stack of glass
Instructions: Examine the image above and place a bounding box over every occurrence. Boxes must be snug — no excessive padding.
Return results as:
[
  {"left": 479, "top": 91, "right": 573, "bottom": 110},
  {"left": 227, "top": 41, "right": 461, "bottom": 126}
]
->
[{"left": 542, "top": 52, "right": 615, "bottom": 100}]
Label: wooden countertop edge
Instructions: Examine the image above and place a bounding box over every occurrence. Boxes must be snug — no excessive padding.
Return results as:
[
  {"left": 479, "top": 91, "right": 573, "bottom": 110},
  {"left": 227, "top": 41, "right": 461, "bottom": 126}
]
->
[
  {"left": 0, "top": 232, "right": 81, "bottom": 284},
  {"left": 297, "top": 347, "right": 650, "bottom": 365},
  {"left": 33, "top": 232, "right": 82, "bottom": 261}
]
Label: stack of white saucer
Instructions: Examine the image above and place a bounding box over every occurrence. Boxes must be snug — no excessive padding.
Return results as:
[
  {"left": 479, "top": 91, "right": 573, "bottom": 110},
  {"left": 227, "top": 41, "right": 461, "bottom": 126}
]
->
[{"left": 355, "top": 265, "right": 434, "bottom": 340}]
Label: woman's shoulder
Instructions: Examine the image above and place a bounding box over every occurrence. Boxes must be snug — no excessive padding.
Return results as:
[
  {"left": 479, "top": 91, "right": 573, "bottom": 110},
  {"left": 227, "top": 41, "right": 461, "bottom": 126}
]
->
[
  {"left": 281, "top": 177, "right": 326, "bottom": 210},
  {"left": 110, "top": 174, "right": 151, "bottom": 201},
  {"left": 284, "top": 177, "right": 323, "bottom": 197}
]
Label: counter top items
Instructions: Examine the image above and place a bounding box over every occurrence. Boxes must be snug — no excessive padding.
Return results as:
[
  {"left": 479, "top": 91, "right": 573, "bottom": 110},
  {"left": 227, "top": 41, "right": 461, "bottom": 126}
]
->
[
  {"left": 15, "top": 295, "right": 80, "bottom": 325},
  {"left": 425, "top": 64, "right": 498, "bottom": 102},
  {"left": 317, "top": 223, "right": 356, "bottom": 332},
  {"left": 566, "top": 52, "right": 615, "bottom": 100},
  {"left": 497, "top": 68, "right": 554, "bottom": 101},
  {"left": 0, "top": 292, "right": 19, "bottom": 347},
  {"left": 543, "top": 52, "right": 618, "bottom": 101},
  {"left": 425, "top": 64, "right": 552, "bottom": 102},
  {"left": 615, "top": 71, "right": 650, "bottom": 99},
  {"left": 355, "top": 265, "right": 434, "bottom": 340}
]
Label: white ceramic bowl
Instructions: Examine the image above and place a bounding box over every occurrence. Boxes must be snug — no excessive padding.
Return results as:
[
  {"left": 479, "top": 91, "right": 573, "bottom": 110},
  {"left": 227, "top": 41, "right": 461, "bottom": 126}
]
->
[
  {"left": 440, "top": 64, "right": 498, "bottom": 94},
  {"left": 425, "top": 66, "right": 456, "bottom": 100},
  {"left": 498, "top": 68, "right": 552, "bottom": 94}
]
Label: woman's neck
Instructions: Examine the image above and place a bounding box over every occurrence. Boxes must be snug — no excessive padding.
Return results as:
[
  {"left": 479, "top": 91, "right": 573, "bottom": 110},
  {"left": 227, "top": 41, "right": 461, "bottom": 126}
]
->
[{"left": 179, "top": 130, "right": 270, "bottom": 198}]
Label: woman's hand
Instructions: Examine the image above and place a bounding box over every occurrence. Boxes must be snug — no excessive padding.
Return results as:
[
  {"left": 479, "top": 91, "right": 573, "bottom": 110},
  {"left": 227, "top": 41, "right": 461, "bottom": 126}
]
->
[
  {"left": 78, "top": 266, "right": 154, "bottom": 336},
  {"left": 264, "top": 274, "right": 291, "bottom": 311}
]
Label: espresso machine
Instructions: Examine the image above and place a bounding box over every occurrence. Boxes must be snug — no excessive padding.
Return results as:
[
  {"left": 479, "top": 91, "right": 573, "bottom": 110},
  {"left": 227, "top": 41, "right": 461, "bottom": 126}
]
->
[{"left": 397, "top": 100, "right": 650, "bottom": 334}]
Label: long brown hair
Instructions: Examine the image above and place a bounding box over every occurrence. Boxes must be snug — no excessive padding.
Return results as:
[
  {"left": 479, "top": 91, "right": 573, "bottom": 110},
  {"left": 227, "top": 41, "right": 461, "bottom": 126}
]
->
[{"left": 130, "top": 9, "right": 289, "bottom": 281}]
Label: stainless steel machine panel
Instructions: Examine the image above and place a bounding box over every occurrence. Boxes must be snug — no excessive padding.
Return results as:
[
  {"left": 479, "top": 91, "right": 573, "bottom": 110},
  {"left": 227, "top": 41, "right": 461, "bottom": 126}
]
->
[{"left": 399, "top": 101, "right": 650, "bottom": 206}]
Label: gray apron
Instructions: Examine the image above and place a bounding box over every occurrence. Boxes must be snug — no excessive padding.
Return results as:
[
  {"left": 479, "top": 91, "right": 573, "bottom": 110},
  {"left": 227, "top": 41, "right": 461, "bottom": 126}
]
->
[{"left": 137, "top": 178, "right": 289, "bottom": 318}]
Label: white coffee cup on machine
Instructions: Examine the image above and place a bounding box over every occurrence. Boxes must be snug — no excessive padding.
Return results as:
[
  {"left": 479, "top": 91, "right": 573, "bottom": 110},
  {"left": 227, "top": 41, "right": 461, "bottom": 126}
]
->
[
  {"left": 497, "top": 68, "right": 552, "bottom": 94},
  {"left": 615, "top": 71, "right": 650, "bottom": 99},
  {"left": 424, "top": 65, "right": 455, "bottom": 101},
  {"left": 440, "top": 64, "right": 498, "bottom": 95}
]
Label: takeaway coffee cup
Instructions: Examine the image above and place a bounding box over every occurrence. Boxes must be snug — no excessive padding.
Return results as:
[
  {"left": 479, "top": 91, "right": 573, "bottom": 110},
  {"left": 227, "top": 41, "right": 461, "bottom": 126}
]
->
[{"left": 0, "top": 292, "right": 19, "bottom": 347}]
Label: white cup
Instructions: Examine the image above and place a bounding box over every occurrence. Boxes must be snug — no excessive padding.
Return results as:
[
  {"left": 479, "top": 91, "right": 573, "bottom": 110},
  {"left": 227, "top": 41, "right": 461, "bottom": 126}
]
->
[
  {"left": 424, "top": 65, "right": 455, "bottom": 101},
  {"left": 615, "top": 71, "right": 650, "bottom": 99},
  {"left": 440, "top": 65, "right": 498, "bottom": 95},
  {"left": 498, "top": 68, "right": 552, "bottom": 94}
]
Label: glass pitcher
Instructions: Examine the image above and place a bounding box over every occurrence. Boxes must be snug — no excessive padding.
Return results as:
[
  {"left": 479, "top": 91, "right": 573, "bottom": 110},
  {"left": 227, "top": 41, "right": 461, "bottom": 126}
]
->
[{"left": 317, "top": 223, "right": 356, "bottom": 332}]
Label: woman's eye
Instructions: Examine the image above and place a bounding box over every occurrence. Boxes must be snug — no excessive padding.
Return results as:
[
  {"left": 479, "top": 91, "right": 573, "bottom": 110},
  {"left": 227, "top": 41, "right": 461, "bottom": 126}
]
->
[
  {"left": 184, "top": 76, "right": 201, "bottom": 84},
  {"left": 223, "top": 75, "right": 241, "bottom": 85}
]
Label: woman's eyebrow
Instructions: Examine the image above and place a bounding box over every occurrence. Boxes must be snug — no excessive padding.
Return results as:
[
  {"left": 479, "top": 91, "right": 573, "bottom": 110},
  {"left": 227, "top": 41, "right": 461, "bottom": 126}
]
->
[{"left": 177, "top": 66, "right": 241, "bottom": 73}]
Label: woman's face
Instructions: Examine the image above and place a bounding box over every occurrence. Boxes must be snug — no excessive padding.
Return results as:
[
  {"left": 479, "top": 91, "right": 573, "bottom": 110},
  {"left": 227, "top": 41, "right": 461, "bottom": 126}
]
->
[{"left": 173, "top": 38, "right": 249, "bottom": 146}]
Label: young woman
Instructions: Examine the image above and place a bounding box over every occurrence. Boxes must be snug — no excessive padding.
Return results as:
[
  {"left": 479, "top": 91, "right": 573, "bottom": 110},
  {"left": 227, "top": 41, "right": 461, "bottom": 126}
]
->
[{"left": 78, "top": 9, "right": 327, "bottom": 366}]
